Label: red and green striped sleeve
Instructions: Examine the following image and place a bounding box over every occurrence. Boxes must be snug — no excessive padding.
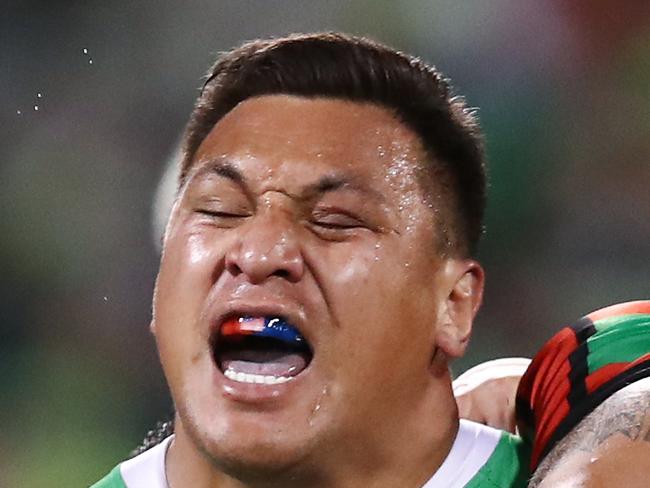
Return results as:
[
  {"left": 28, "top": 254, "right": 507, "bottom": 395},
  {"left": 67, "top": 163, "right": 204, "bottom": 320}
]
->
[{"left": 516, "top": 300, "right": 650, "bottom": 470}]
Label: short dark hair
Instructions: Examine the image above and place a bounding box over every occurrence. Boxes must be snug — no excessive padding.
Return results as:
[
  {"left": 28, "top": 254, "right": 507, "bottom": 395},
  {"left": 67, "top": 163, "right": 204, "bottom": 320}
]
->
[{"left": 179, "top": 32, "right": 486, "bottom": 255}]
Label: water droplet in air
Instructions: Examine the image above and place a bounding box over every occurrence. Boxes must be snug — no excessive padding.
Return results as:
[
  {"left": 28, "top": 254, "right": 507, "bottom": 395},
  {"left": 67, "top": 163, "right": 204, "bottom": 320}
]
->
[
  {"left": 33, "top": 105, "right": 39, "bottom": 111},
  {"left": 16, "top": 110, "right": 21, "bottom": 115},
  {"left": 103, "top": 296, "right": 108, "bottom": 301},
  {"left": 36, "top": 92, "right": 42, "bottom": 98},
  {"left": 82, "top": 48, "right": 93, "bottom": 64}
]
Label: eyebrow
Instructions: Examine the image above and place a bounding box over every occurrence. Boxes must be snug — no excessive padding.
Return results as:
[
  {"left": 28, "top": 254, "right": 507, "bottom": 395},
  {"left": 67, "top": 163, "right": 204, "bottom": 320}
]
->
[
  {"left": 304, "top": 174, "right": 384, "bottom": 203},
  {"left": 203, "top": 159, "right": 245, "bottom": 185},
  {"left": 194, "top": 158, "right": 385, "bottom": 203}
]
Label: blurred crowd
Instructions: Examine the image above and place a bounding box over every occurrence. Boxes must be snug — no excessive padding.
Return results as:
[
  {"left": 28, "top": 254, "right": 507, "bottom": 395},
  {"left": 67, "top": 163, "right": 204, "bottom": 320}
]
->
[{"left": 2, "top": 1, "right": 649, "bottom": 485}]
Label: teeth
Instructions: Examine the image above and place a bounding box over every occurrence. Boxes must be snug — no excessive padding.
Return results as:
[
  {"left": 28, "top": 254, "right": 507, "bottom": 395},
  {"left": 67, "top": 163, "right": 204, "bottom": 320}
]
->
[{"left": 223, "top": 369, "right": 293, "bottom": 385}]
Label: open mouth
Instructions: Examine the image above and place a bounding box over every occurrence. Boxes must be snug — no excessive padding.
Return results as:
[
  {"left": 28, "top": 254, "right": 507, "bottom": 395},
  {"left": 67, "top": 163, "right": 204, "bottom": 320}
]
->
[{"left": 212, "top": 316, "right": 313, "bottom": 385}]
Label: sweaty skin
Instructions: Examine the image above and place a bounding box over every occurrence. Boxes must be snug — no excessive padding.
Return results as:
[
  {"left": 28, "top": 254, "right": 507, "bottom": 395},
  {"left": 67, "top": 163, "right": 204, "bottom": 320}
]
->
[{"left": 151, "top": 95, "right": 484, "bottom": 488}]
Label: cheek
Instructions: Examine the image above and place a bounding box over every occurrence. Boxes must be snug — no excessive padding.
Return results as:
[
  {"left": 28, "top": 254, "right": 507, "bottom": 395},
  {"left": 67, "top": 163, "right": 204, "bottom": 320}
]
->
[
  {"left": 158, "top": 231, "right": 220, "bottom": 301},
  {"left": 315, "top": 239, "right": 388, "bottom": 311},
  {"left": 320, "top": 240, "right": 436, "bottom": 350},
  {"left": 154, "top": 230, "right": 223, "bottom": 358},
  {"left": 320, "top": 237, "right": 435, "bottom": 309}
]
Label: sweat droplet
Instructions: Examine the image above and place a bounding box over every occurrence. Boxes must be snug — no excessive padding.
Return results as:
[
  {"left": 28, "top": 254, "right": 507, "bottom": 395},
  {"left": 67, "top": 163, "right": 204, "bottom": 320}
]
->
[
  {"left": 82, "top": 48, "right": 93, "bottom": 64},
  {"left": 308, "top": 385, "right": 329, "bottom": 426}
]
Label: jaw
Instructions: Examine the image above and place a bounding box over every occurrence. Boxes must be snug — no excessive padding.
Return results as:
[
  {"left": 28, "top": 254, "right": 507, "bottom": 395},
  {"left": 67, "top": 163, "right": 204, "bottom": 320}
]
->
[
  {"left": 164, "top": 339, "right": 458, "bottom": 488},
  {"left": 169, "top": 414, "right": 327, "bottom": 488},
  {"left": 166, "top": 341, "right": 335, "bottom": 478}
]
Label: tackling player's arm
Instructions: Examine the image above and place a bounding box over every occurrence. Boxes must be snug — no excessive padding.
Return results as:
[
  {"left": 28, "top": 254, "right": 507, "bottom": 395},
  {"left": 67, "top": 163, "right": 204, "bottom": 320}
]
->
[
  {"left": 530, "top": 377, "right": 650, "bottom": 487},
  {"left": 516, "top": 300, "right": 650, "bottom": 487},
  {"left": 453, "top": 357, "right": 530, "bottom": 433}
]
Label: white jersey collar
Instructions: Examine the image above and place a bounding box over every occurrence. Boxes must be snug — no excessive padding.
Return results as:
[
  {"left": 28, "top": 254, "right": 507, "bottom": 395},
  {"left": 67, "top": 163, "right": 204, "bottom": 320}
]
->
[
  {"left": 119, "top": 421, "right": 500, "bottom": 488},
  {"left": 120, "top": 435, "right": 173, "bottom": 488},
  {"left": 421, "top": 419, "right": 502, "bottom": 488}
]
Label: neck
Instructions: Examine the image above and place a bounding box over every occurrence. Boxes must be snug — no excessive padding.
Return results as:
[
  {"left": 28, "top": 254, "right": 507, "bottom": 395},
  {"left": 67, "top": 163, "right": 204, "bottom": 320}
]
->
[{"left": 167, "top": 378, "right": 459, "bottom": 488}]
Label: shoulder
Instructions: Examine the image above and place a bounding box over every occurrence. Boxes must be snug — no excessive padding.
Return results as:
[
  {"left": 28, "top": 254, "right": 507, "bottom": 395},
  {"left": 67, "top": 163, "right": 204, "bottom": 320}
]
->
[
  {"left": 465, "top": 427, "right": 530, "bottom": 488},
  {"left": 425, "top": 420, "right": 530, "bottom": 488},
  {"left": 90, "top": 465, "right": 127, "bottom": 488},
  {"left": 90, "top": 435, "right": 173, "bottom": 488}
]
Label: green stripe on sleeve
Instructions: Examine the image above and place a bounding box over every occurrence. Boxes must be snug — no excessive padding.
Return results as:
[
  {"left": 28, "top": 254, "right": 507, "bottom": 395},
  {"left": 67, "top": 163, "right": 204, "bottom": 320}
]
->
[
  {"left": 464, "top": 432, "right": 531, "bottom": 488},
  {"left": 89, "top": 465, "right": 127, "bottom": 488},
  {"left": 587, "top": 315, "right": 650, "bottom": 373}
]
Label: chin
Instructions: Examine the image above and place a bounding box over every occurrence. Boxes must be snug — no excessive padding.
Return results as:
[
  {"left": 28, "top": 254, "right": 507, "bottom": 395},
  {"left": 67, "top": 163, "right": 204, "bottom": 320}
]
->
[
  {"left": 211, "top": 443, "right": 307, "bottom": 481},
  {"left": 206, "top": 433, "right": 320, "bottom": 485},
  {"left": 183, "top": 406, "right": 320, "bottom": 481}
]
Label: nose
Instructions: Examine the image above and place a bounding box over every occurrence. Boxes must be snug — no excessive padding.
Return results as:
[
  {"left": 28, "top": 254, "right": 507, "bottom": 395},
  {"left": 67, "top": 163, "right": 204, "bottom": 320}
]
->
[{"left": 225, "top": 210, "right": 305, "bottom": 284}]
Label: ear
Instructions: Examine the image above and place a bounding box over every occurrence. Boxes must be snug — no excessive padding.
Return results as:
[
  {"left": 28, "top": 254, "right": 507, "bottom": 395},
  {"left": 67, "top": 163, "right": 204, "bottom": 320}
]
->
[{"left": 435, "top": 259, "right": 484, "bottom": 359}]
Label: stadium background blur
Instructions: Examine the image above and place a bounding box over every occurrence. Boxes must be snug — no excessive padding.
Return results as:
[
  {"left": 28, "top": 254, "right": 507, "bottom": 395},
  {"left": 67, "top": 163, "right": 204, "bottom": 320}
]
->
[{"left": 2, "top": 1, "right": 650, "bottom": 486}]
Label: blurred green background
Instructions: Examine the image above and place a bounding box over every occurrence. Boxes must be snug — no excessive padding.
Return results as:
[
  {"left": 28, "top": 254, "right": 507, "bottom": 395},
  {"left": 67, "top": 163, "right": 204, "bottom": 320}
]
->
[{"left": 2, "top": 1, "right": 650, "bottom": 485}]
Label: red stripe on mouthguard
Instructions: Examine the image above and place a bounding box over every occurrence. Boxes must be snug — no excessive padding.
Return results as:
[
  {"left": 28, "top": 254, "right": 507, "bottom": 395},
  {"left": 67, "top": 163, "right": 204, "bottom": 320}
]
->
[{"left": 220, "top": 317, "right": 266, "bottom": 336}]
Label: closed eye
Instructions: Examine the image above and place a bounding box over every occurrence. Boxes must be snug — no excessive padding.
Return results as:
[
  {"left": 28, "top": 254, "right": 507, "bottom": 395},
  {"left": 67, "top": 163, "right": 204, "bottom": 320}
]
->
[
  {"left": 310, "top": 211, "right": 366, "bottom": 231},
  {"left": 312, "top": 219, "right": 361, "bottom": 229},
  {"left": 197, "top": 209, "right": 248, "bottom": 218},
  {"left": 195, "top": 209, "right": 251, "bottom": 229}
]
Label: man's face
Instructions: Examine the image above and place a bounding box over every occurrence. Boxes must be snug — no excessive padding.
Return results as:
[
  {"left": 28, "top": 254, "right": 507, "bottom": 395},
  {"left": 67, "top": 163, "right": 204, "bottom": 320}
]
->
[{"left": 153, "top": 95, "right": 461, "bottom": 473}]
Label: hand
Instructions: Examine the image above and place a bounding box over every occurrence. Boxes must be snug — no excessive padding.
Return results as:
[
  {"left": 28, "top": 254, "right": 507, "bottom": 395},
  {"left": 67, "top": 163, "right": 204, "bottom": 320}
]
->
[{"left": 453, "top": 357, "right": 531, "bottom": 433}]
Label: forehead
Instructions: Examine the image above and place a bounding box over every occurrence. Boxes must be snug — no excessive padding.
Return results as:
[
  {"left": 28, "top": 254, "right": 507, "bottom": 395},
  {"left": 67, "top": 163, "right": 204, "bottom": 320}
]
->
[{"left": 190, "top": 95, "right": 427, "bottom": 188}]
